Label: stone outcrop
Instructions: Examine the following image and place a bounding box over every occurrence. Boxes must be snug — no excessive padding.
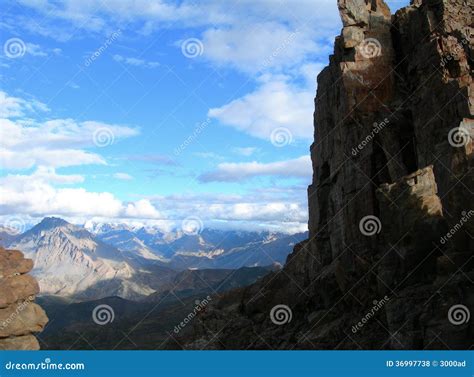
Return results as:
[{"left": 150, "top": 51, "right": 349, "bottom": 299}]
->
[
  {"left": 0, "top": 247, "right": 48, "bottom": 350},
  {"left": 180, "top": 0, "right": 473, "bottom": 349}
]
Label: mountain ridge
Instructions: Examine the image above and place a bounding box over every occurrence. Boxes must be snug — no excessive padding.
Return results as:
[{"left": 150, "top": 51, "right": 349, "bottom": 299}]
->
[{"left": 2, "top": 216, "right": 304, "bottom": 301}]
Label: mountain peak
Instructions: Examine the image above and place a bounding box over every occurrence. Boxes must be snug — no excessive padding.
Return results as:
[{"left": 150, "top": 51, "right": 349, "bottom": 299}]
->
[{"left": 37, "top": 217, "right": 70, "bottom": 229}]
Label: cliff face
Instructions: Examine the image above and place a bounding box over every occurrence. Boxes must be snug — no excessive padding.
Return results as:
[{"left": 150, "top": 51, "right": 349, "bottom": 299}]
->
[
  {"left": 182, "top": 0, "right": 473, "bottom": 349},
  {"left": 0, "top": 247, "right": 49, "bottom": 350}
]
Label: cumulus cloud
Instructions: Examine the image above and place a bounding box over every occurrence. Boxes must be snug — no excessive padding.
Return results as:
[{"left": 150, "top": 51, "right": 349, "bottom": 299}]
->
[
  {"left": 146, "top": 189, "right": 309, "bottom": 233},
  {"left": 0, "top": 91, "right": 149, "bottom": 221},
  {"left": 198, "top": 155, "right": 311, "bottom": 182},
  {"left": 124, "top": 199, "right": 161, "bottom": 218},
  {"left": 208, "top": 74, "right": 314, "bottom": 141},
  {"left": 0, "top": 91, "right": 50, "bottom": 118},
  {"left": 201, "top": 22, "right": 327, "bottom": 73},
  {"left": 7, "top": 2, "right": 336, "bottom": 147},
  {"left": 10, "top": 0, "right": 339, "bottom": 72},
  {"left": 0, "top": 171, "right": 162, "bottom": 220},
  {"left": 0, "top": 170, "right": 307, "bottom": 232},
  {"left": 0, "top": 91, "right": 139, "bottom": 169}
]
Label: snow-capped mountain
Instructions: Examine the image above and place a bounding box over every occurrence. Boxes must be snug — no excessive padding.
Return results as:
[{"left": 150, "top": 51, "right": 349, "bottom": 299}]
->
[
  {"left": 2, "top": 217, "right": 306, "bottom": 300},
  {"left": 88, "top": 226, "right": 167, "bottom": 263},
  {"left": 6, "top": 217, "right": 174, "bottom": 299},
  {"left": 89, "top": 224, "right": 307, "bottom": 269}
]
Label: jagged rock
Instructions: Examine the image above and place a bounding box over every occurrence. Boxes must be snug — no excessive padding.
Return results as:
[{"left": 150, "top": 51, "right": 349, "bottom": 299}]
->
[
  {"left": 338, "top": 0, "right": 390, "bottom": 27},
  {"left": 0, "top": 247, "right": 48, "bottom": 350},
  {"left": 180, "top": 0, "right": 473, "bottom": 350}
]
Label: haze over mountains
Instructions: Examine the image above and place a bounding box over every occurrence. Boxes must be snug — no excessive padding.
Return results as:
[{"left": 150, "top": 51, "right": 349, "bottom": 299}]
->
[{"left": 1, "top": 217, "right": 306, "bottom": 301}]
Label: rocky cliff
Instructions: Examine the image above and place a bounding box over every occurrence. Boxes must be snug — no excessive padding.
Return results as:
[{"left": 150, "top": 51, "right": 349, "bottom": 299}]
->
[
  {"left": 0, "top": 247, "right": 48, "bottom": 350},
  {"left": 180, "top": 0, "right": 473, "bottom": 349}
]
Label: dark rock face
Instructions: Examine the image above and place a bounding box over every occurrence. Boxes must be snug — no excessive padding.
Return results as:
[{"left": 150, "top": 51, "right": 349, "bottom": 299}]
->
[
  {"left": 0, "top": 247, "right": 49, "bottom": 350},
  {"left": 181, "top": 0, "right": 473, "bottom": 350}
]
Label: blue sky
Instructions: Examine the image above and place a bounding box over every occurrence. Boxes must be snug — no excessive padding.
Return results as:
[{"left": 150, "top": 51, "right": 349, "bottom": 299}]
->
[{"left": 0, "top": 0, "right": 409, "bottom": 233}]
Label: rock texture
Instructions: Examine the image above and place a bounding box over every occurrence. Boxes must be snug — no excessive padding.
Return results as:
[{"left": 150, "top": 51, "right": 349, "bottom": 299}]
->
[
  {"left": 0, "top": 247, "right": 48, "bottom": 350},
  {"left": 180, "top": 0, "right": 473, "bottom": 350}
]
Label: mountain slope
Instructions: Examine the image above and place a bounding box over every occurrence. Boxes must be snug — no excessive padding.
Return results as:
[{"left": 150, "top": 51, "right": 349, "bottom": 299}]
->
[
  {"left": 145, "top": 265, "right": 276, "bottom": 303},
  {"left": 8, "top": 217, "right": 175, "bottom": 300},
  {"left": 91, "top": 224, "right": 308, "bottom": 270},
  {"left": 37, "top": 265, "right": 276, "bottom": 349}
]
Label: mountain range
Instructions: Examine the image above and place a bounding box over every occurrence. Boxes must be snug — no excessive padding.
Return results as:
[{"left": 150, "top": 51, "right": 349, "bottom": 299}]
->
[{"left": 2, "top": 217, "right": 306, "bottom": 301}]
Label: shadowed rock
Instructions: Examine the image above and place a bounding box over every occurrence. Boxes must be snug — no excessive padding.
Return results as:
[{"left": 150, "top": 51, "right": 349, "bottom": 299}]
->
[{"left": 178, "top": 0, "right": 473, "bottom": 350}]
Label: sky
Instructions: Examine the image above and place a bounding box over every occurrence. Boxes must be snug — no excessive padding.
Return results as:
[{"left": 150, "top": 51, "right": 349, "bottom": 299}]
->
[{"left": 0, "top": 0, "right": 409, "bottom": 234}]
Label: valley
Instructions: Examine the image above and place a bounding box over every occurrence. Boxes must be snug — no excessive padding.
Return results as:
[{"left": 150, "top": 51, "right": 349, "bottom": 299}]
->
[{"left": 0, "top": 217, "right": 304, "bottom": 349}]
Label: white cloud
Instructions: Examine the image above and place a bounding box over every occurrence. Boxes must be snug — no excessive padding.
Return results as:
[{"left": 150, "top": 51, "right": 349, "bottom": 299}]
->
[
  {"left": 12, "top": 0, "right": 339, "bottom": 72},
  {"left": 198, "top": 155, "right": 311, "bottom": 182},
  {"left": 124, "top": 199, "right": 160, "bottom": 218},
  {"left": 25, "top": 43, "right": 47, "bottom": 57},
  {"left": 0, "top": 89, "right": 155, "bottom": 221},
  {"left": 209, "top": 75, "right": 314, "bottom": 140},
  {"left": 0, "top": 168, "right": 308, "bottom": 232},
  {"left": 232, "top": 147, "right": 258, "bottom": 156},
  {"left": 0, "top": 172, "right": 162, "bottom": 220},
  {"left": 2, "top": 167, "right": 84, "bottom": 185},
  {"left": 113, "top": 54, "right": 159, "bottom": 68},
  {"left": 201, "top": 22, "right": 327, "bottom": 73},
  {"left": 207, "top": 64, "right": 326, "bottom": 143},
  {"left": 113, "top": 172, "right": 133, "bottom": 180},
  {"left": 0, "top": 147, "right": 104, "bottom": 170},
  {"left": 7, "top": 2, "right": 336, "bottom": 148},
  {"left": 0, "top": 91, "right": 139, "bottom": 169},
  {"left": 0, "top": 91, "right": 49, "bottom": 118},
  {"left": 146, "top": 189, "right": 309, "bottom": 233}
]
